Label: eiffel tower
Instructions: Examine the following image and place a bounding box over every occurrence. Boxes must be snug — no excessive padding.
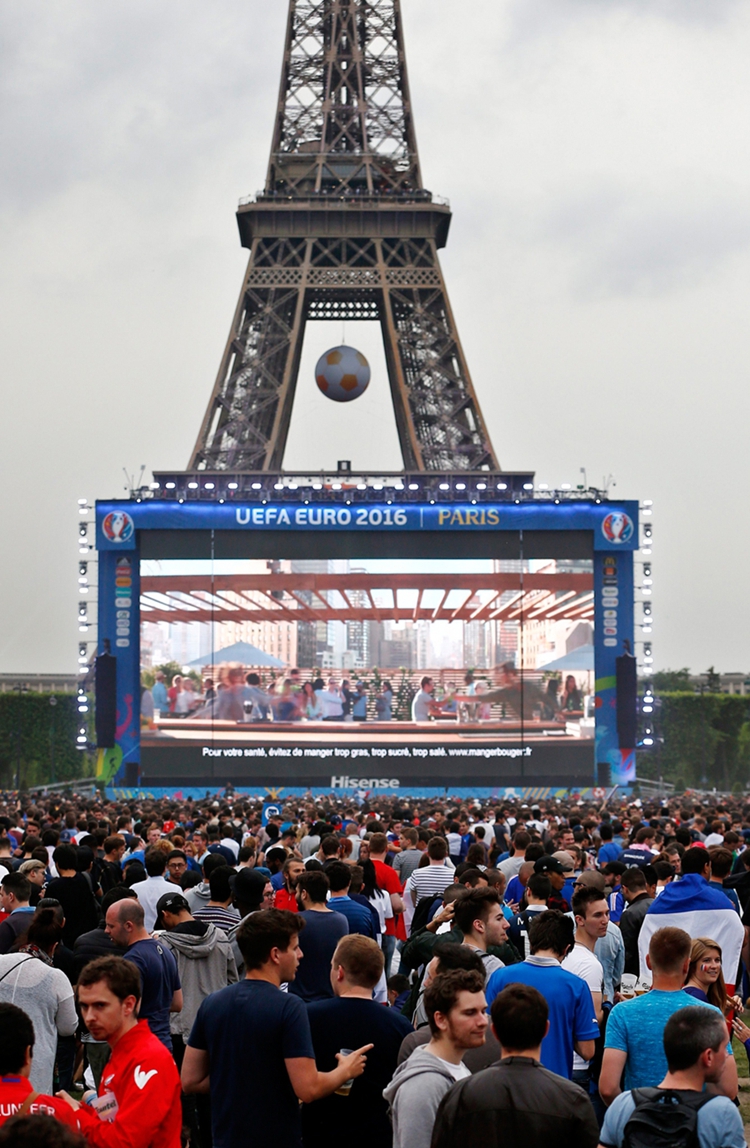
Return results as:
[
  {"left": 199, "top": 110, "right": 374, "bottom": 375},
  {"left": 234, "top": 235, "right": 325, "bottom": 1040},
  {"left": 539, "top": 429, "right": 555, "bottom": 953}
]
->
[{"left": 189, "top": 0, "right": 499, "bottom": 474}]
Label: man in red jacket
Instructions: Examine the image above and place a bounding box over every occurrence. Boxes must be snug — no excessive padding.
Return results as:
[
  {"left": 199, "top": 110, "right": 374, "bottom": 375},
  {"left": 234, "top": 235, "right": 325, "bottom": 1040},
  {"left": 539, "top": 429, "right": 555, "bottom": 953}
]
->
[
  {"left": 0, "top": 1003, "right": 79, "bottom": 1129},
  {"left": 58, "top": 956, "right": 181, "bottom": 1148}
]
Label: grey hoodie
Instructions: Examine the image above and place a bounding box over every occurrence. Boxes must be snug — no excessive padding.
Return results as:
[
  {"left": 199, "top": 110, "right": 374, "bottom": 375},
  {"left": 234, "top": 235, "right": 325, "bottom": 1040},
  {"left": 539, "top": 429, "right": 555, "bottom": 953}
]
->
[
  {"left": 161, "top": 921, "right": 238, "bottom": 1038},
  {"left": 383, "top": 1046, "right": 467, "bottom": 1148},
  {"left": 184, "top": 882, "right": 211, "bottom": 913}
]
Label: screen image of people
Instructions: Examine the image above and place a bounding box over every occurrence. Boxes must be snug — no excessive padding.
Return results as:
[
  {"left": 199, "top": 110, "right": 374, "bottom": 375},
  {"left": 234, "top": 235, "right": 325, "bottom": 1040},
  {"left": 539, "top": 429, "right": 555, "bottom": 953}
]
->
[{"left": 139, "top": 556, "right": 594, "bottom": 743}]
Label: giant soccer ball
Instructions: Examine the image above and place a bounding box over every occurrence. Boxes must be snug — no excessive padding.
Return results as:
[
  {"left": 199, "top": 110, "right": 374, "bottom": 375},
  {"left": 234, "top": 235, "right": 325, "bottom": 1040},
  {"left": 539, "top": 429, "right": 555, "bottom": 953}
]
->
[{"left": 315, "top": 345, "right": 371, "bottom": 402}]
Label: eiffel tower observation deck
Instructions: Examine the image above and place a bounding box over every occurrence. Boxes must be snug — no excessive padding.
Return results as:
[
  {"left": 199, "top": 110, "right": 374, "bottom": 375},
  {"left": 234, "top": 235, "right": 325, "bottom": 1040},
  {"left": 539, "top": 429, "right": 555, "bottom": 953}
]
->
[{"left": 186, "top": 0, "right": 503, "bottom": 477}]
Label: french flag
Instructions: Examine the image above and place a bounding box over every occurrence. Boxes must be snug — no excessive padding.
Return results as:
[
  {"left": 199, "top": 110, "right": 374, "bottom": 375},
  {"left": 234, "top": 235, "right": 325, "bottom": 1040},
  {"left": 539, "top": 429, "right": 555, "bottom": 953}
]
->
[{"left": 638, "top": 873, "right": 745, "bottom": 991}]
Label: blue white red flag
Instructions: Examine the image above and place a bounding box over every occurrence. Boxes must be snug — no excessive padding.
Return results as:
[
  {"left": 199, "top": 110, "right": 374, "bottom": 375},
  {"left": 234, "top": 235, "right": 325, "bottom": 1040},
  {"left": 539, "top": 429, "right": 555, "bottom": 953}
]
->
[{"left": 637, "top": 873, "right": 744, "bottom": 991}]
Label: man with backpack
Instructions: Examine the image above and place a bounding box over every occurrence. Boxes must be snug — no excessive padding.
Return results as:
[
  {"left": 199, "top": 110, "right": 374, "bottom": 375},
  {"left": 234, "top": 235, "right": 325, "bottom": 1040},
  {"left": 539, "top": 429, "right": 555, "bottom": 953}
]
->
[{"left": 599, "top": 1005, "right": 745, "bottom": 1148}]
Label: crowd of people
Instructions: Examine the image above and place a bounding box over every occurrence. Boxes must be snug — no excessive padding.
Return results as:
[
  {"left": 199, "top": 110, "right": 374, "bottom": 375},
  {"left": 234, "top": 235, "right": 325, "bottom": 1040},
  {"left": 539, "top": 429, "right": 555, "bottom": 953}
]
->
[
  {"left": 143, "top": 663, "right": 589, "bottom": 727},
  {"left": 143, "top": 666, "right": 396, "bottom": 724},
  {"left": 0, "top": 788, "right": 749, "bottom": 1147}
]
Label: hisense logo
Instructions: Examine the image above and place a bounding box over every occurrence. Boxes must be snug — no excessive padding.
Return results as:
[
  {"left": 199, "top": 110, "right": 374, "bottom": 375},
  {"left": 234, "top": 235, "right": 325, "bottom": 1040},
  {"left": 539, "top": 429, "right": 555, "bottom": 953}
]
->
[{"left": 331, "top": 776, "right": 401, "bottom": 788}]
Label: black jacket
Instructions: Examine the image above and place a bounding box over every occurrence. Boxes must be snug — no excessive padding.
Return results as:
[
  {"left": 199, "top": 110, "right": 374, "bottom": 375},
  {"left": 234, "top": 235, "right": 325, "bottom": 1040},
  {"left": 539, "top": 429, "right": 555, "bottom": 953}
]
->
[
  {"left": 44, "top": 874, "right": 100, "bottom": 947},
  {"left": 73, "top": 924, "right": 126, "bottom": 982},
  {"left": 0, "top": 909, "right": 35, "bottom": 954},
  {"left": 724, "top": 870, "right": 750, "bottom": 912},
  {"left": 432, "top": 1057, "right": 599, "bottom": 1148},
  {"left": 98, "top": 860, "right": 123, "bottom": 896},
  {"left": 619, "top": 893, "right": 654, "bottom": 975}
]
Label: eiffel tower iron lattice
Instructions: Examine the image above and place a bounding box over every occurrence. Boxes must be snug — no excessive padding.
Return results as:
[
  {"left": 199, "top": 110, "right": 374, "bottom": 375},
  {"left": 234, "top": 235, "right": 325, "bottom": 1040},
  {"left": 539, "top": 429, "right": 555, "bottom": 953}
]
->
[{"left": 190, "top": 0, "right": 499, "bottom": 474}]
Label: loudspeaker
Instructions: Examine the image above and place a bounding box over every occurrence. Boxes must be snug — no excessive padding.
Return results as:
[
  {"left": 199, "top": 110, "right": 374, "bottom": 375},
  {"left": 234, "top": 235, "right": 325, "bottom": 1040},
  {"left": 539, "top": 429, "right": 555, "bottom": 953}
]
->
[
  {"left": 124, "top": 762, "right": 140, "bottom": 787},
  {"left": 597, "top": 762, "right": 611, "bottom": 788},
  {"left": 616, "top": 652, "right": 638, "bottom": 748},
  {"left": 95, "top": 653, "right": 117, "bottom": 748}
]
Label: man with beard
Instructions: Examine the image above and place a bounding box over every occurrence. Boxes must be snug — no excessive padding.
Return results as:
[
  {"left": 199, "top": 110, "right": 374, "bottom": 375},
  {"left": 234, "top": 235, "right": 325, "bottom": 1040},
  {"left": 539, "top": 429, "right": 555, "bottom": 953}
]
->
[
  {"left": 275, "top": 858, "right": 304, "bottom": 912},
  {"left": 384, "top": 969, "right": 487, "bottom": 1148}
]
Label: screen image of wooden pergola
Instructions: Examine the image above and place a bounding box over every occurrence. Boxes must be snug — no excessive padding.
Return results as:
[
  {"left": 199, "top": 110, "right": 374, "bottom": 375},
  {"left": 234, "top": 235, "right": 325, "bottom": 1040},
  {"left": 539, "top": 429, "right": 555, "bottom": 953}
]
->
[{"left": 139, "top": 571, "right": 594, "bottom": 626}]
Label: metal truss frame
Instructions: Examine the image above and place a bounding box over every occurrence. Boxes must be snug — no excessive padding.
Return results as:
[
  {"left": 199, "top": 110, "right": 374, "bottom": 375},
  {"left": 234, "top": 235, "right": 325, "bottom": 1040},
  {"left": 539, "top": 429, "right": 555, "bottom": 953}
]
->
[
  {"left": 268, "top": 0, "right": 420, "bottom": 196},
  {"left": 140, "top": 570, "right": 594, "bottom": 626},
  {"left": 189, "top": 0, "right": 499, "bottom": 474}
]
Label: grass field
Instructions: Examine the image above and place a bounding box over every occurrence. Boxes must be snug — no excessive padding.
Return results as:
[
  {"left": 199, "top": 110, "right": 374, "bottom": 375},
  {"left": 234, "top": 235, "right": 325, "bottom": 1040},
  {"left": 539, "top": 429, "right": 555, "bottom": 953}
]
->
[{"left": 733, "top": 1035, "right": 750, "bottom": 1132}]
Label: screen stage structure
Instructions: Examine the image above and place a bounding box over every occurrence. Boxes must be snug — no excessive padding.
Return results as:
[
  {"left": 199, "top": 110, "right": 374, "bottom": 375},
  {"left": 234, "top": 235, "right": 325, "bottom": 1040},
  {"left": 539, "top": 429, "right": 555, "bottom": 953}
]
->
[
  {"left": 94, "top": 479, "right": 640, "bottom": 800},
  {"left": 87, "top": 2, "right": 646, "bottom": 800}
]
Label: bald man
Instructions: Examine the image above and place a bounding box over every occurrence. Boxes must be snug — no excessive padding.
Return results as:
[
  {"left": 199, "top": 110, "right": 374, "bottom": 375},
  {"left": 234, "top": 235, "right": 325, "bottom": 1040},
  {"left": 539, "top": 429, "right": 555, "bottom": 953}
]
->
[{"left": 105, "top": 897, "right": 182, "bottom": 1050}]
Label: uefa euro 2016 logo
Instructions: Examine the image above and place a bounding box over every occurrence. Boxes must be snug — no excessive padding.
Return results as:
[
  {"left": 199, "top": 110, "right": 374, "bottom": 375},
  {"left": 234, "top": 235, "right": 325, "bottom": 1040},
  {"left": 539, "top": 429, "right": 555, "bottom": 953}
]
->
[
  {"left": 102, "top": 512, "right": 135, "bottom": 544},
  {"left": 601, "top": 512, "right": 634, "bottom": 545}
]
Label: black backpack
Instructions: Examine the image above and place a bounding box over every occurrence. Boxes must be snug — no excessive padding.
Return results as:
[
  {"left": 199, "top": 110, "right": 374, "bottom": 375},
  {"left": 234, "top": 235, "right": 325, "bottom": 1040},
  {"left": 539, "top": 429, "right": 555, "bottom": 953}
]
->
[
  {"left": 623, "top": 1088, "right": 714, "bottom": 1148},
  {"left": 410, "top": 893, "right": 441, "bottom": 936}
]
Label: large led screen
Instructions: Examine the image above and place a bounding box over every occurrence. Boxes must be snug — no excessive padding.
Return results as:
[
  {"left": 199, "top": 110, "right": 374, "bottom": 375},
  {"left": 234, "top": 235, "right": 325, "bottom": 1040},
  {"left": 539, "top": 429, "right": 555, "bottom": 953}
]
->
[{"left": 138, "top": 549, "right": 596, "bottom": 792}]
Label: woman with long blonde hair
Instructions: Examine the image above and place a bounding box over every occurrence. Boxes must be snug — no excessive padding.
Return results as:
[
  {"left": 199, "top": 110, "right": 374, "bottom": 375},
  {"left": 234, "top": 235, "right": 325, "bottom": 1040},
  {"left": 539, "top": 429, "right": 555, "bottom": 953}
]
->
[
  {"left": 684, "top": 937, "right": 729, "bottom": 1012},
  {"left": 684, "top": 936, "right": 747, "bottom": 1041}
]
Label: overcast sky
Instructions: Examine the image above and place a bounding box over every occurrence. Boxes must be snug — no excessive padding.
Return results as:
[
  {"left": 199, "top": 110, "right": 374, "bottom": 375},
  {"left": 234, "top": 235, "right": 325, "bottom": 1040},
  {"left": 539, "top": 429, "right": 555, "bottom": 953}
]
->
[{"left": 1, "top": 0, "right": 749, "bottom": 676}]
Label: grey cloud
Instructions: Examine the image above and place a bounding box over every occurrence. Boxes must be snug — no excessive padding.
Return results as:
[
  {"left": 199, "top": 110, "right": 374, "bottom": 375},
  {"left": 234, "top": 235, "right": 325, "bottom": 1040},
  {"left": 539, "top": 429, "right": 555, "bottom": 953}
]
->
[
  {"left": 504, "top": 0, "right": 744, "bottom": 39},
  {"left": 536, "top": 186, "right": 750, "bottom": 296},
  {"left": 0, "top": 3, "right": 283, "bottom": 212}
]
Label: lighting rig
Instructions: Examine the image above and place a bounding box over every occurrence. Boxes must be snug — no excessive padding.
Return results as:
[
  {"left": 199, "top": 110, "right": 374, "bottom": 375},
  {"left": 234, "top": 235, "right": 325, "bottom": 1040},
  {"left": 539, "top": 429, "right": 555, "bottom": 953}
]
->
[
  {"left": 635, "top": 499, "right": 657, "bottom": 751},
  {"left": 76, "top": 498, "right": 97, "bottom": 751},
  {"left": 140, "top": 470, "right": 616, "bottom": 506}
]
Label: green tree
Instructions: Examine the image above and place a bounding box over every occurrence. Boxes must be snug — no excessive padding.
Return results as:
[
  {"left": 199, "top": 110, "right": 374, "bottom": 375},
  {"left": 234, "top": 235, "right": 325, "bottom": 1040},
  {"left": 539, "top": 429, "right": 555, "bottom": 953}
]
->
[
  {"left": 141, "top": 662, "right": 201, "bottom": 689},
  {"left": 648, "top": 692, "right": 750, "bottom": 790},
  {"left": 154, "top": 661, "right": 187, "bottom": 685},
  {"left": 652, "top": 668, "right": 691, "bottom": 691},
  {"left": 0, "top": 693, "right": 88, "bottom": 788},
  {"left": 392, "top": 668, "right": 414, "bottom": 722}
]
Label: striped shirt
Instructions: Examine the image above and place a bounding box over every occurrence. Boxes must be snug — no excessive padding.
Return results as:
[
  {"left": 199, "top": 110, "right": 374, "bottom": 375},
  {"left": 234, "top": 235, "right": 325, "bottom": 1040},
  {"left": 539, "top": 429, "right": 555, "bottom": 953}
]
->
[
  {"left": 193, "top": 905, "right": 241, "bottom": 934},
  {"left": 407, "top": 863, "right": 455, "bottom": 905}
]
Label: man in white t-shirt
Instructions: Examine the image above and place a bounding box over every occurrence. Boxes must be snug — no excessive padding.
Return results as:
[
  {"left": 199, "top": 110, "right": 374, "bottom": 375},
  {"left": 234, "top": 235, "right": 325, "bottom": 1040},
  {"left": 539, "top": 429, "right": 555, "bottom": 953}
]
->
[
  {"left": 316, "top": 679, "right": 344, "bottom": 720},
  {"left": 562, "top": 884, "right": 608, "bottom": 1092},
  {"left": 411, "top": 677, "right": 437, "bottom": 721},
  {"left": 384, "top": 967, "right": 487, "bottom": 1148}
]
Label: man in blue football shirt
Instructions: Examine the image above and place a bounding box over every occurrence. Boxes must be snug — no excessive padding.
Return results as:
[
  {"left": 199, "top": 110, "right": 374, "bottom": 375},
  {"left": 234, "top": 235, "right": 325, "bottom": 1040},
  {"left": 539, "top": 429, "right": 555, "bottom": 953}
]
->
[{"left": 485, "top": 909, "right": 599, "bottom": 1080}]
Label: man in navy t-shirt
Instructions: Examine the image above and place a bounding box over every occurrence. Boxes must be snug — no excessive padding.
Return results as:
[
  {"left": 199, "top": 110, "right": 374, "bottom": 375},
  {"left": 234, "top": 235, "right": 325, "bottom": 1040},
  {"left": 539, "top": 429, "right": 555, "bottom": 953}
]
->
[
  {"left": 485, "top": 909, "right": 599, "bottom": 1079},
  {"left": 288, "top": 871, "right": 348, "bottom": 1002},
  {"left": 327, "top": 862, "right": 378, "bottom": 939},
  {"left": 105, "top": 897, "right": 182, "bottom": 1049},
  {"left": 303, "top": 935, "right": 412, "bottom": 1148},
  {"left": 182, "top": 909, "right": 373, "bottom": 1148}
]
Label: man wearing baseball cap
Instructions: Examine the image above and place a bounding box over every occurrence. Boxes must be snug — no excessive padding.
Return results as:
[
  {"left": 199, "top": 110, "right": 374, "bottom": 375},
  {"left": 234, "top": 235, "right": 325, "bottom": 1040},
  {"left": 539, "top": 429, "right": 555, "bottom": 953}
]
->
[
  {"left": 533, "top": 856, "right": 571, "bottom": 913},
  {"left": 158, "top": 891, "right": 237, "bottom": 1026},
  {"left": 552, "top": 851, "right": 578, "bottom": 907}
]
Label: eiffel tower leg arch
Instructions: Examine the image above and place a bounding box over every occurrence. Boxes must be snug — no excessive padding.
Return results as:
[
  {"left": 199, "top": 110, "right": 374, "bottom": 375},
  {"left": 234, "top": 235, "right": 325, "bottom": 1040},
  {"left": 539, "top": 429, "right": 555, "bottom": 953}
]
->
[
  {"left": 190, "top": 237, "right": 312, "bottom": 472},
  {"left": 191, "top": 233, "right": 498, "bottom": 472},
  {"left": 376, "top": 238, "right": 497, "bottom": 471}
]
